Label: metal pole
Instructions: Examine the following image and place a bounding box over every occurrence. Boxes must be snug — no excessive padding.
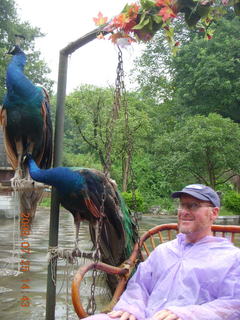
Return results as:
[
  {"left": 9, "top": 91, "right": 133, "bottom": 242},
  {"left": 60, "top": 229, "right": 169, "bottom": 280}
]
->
[{"left": 45, "top": 52, "right": 68, "bottom": 320}]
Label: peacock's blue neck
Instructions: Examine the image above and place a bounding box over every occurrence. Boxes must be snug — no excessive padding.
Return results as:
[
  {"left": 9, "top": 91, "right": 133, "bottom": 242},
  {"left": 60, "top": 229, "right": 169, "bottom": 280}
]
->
[
  {"left": 5, "top": 51, "right": 43, "bottom": 107},
  {"left": 10, "top": 51, "right": 26, "bottom": 69},
  {"left": 28, "top": 158, "right": 85, "bottom": 195}
]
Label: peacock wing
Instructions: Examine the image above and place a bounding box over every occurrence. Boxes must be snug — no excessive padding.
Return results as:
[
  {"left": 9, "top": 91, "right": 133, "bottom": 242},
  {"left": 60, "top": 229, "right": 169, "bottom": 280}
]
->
[
  {"left": 88, "top": 221, "right": 125, "bottom": 265},
  {"left": 0, "top": 106, "right": 18, "bottom": 169},
  {"left": 78, "top": 170, "right": 104, "bottom": 219},
  {"left": 38, "top": 87, "right": 52, "bottom": 169},
  {"left": 89, "top": 221, "right": 125, "bottom": 294}
]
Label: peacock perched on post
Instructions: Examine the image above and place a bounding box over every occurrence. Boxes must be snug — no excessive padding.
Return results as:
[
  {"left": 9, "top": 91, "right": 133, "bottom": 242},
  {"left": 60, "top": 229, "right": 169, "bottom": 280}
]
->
[
  {"left": 0, "top": 35, "right": 52, "bottom": 222},
  {"left": 26, "top": 155, "right": 138, "bottom": 291}
]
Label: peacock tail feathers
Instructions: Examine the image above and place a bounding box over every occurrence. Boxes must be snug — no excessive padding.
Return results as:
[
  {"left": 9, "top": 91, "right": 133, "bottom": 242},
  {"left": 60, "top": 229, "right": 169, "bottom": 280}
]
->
[{"left": 118, "top": 192, "right": 138, "bottom": 257}]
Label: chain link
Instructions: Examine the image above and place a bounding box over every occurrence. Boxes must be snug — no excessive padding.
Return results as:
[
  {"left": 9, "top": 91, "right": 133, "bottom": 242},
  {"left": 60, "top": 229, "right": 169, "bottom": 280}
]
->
[
  {"left": 86, "top": 177, "right": 106, "bottom": 314},
  {"left": 87, "top": 45, "right": 142, "bottom": 314},
  {"left": 119, "top": 51, "right": 141, "bottom": 256},
  {"left": 113, "top": 47, "right": 125, "bottom": 119},
  {"left": 104, "top": 46, "right": 124, "bottom": 174}
]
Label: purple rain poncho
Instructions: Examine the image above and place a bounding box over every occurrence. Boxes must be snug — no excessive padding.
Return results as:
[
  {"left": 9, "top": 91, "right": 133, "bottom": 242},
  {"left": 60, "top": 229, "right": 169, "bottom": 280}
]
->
[{"left": 86, "top": 233, "right": 240, "bottom": 320}]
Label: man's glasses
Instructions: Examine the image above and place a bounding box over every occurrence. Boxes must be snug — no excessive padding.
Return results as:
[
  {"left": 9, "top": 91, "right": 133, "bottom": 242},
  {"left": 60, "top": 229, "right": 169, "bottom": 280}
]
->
[{"left": 177, "top": 203, "right": 214, "bottom": 212}]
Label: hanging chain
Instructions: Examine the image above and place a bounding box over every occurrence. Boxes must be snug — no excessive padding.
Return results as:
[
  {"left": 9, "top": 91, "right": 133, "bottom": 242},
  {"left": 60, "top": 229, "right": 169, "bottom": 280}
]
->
[
  {"left": 111, "top": 45, "right": 141, "bottom": 251},
  {"left": 87, "top": 46, "right": 125, "bottom": 315},
  {"left": 87, "top": 45, "right": 142, "bottom": 314},
  {"left": 119, "top": 51, "right": 141, "bottom": 257},
  {"left": 104, "top": 46, "right": 124, "bottom": 175},
  {"left": 86, "top": 180, "right": 105, "bottom": 315},
  {"left": 113, "top": 47, "right": 125, "bottom": 119}
]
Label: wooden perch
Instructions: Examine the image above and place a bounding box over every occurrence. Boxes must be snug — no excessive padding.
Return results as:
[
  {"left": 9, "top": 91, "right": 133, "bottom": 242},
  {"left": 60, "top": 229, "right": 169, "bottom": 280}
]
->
[{"left": 0, "top": 179, "right": 46, "bottom": 191}]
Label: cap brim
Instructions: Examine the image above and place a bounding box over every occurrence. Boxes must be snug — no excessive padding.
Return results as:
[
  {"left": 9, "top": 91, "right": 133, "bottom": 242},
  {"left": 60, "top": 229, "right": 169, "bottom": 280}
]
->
[{"left": 171, "top": 191, "right": 210, "bottom": 202}]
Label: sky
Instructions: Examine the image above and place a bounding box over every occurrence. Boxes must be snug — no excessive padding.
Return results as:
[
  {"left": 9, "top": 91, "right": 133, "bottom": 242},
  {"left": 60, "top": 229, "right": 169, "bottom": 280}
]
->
[{"left": 15, "top": 0, "right": 144, "bottom": 93}]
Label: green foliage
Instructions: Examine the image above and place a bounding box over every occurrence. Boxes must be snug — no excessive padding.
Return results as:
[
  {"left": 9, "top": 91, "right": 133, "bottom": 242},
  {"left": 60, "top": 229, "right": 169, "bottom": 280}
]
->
[
  {"left": 131, "top": 17, "right": 197, "bottom": 103},
  {"left": 63, "top": 152, "right": 102, "bottom": 170},
  {"left": 219, "top": 206, "right": 237, "bottom": 216},
  {"left": 64, "top": 85, "right": 151, "bottom": 188},
  {"left": 223, "top": 190, "right": 240, "bottom": 215},
  {"left": 172, "top": 17, "right": 240, "bottom": 122},
  {"left": 64, "top": 85, "right": 115, "bottom": 159},
  {"left": 132, "top": 15, "right": 240, "bottom": 122},
  {"left": 0, "top": 0, "right": 53, "bottom": 102},
  {"left": 39, "top": 196, "right": 51, "bottom": 207},
  {"left": 154, "top": 113, "right": 240, "bottom": 189},
  {"left": 121, "top": 190, "right": 144, "bottom": 212},
  {"left": 157, "top": 197, "right": 176, "bottom": 214}
]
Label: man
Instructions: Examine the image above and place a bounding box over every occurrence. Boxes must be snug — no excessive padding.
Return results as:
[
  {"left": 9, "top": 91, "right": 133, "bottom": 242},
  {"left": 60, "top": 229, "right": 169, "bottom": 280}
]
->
[{"left": 86, "top": 184, "right": 240, "bottom": 320}]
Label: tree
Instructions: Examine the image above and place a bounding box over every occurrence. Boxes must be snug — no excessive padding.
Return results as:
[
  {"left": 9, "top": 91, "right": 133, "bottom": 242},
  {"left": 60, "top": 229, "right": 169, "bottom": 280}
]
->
[
  {"left": 64, "top": 85, "right": 150, "bottom": 191},
  {"left": 172, "top": 16, "right": 240, "bottom": 123},
  {"left": 154, "top": 113, "right": 240, "bottom": 189},
  {"left": 0, "top": 0, "right": 53, "bottom": 102},
  {"left": 132, "top": 14, "right": 240, "bottom": 124},
  {"left": 131, "top": 16, "right": 195, "bottom": 103},
  {"left": 64, "top": 85, "right": 114, "bottom": 169}
]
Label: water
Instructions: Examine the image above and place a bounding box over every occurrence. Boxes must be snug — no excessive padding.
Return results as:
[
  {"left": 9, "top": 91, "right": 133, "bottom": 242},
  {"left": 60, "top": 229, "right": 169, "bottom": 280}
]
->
[
  {"left": 0, "top": 203, "right": 239, "bottom": 320},
  {"left": 0, "top": 193, "right": 19, "bottom": 218}
]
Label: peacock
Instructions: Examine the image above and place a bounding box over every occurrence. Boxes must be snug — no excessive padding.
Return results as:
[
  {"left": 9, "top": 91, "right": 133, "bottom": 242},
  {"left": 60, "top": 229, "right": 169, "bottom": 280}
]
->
[
  {"left": 0, "top": 37, "right": 52, "bottom": 222},
  {"left": 26, "top": 155, "right": 138, "bottom": 290}
]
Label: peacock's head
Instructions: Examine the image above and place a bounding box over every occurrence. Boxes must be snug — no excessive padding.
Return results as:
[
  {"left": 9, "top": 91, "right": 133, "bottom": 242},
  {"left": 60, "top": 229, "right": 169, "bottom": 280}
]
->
[
  {"left": 23, "top": 153, "right": 35, "bottom": 170},
  {"left": 7, "top": 45, "right": 24, "bottom": 55}
]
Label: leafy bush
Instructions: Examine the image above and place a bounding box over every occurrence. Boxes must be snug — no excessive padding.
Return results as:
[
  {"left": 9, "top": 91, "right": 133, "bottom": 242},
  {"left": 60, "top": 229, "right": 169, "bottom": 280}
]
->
[
  {"left": 223, "top": 191, "right": 240, "bottom": 215},
  {"left": 158, "top": 197, "right": 176, "bottom": 214},
  {"left": 121, "top": 190, "right": 145, "bottom": 212}
]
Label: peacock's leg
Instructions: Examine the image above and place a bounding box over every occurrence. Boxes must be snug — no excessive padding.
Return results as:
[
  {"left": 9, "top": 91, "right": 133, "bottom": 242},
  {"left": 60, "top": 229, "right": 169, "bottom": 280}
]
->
[
  {"left": 74, "top": 217, "right": 81, "bottom": 248},
  {"left": 16, "top": 140, "right": 23, "bottom": 177},
  {"left": 25, "top": 141, "right": 35, "bottom": 180},
  {"left": 11, "top": 140, "right": 23, "bottom": 188}
]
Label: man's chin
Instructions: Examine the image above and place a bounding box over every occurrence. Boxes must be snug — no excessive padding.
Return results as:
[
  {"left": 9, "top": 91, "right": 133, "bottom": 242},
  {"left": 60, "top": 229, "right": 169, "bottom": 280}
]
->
[
  {"left": 179, "top": 227, "right": 192, "bottom": 234},
  {"left": 178, "top": 224, "right": 194, "bottom": 234}
]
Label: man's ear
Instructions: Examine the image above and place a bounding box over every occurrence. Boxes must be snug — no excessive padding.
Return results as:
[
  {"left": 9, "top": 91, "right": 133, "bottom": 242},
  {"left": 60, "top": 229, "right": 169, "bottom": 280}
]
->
[{"left": 211, "top": 207, "right": 219, "bottom": 222}]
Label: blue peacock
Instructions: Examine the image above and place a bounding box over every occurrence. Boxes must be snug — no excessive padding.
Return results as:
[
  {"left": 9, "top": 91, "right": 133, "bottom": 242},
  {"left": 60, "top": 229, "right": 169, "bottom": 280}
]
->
[
  {"left": 0, "top": 37, "right": 52, "bottom": 221},
  {"left": 26, "top": 155, "right": 138, "bottom": 288}
]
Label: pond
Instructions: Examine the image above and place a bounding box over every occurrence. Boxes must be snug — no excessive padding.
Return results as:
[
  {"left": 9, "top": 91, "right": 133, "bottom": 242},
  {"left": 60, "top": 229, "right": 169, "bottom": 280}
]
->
[{"left": 0, "top": 201, "right": 239, "bottom": 320}]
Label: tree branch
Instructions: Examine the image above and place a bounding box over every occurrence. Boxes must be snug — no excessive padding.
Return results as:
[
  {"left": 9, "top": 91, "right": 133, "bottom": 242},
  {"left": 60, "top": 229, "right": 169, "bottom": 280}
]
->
[
  {"left": 74, "top": 118, "right": 97, "bottom": 150},
  {"left": 216, "top": 174, "right": 239, "bottom": 186}
]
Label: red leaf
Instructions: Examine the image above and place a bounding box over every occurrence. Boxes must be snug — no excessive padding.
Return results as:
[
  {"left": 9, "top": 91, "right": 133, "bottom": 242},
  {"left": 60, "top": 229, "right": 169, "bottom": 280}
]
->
[
  {"left": 158, "top": 6, "right": 176, "bottom": 22},
  {"left": 93, "top": 12, "right": 108, "bottom": 26}
]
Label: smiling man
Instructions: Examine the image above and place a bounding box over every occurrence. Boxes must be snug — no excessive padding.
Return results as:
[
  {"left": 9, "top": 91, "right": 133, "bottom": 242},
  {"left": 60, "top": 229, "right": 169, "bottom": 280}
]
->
[
  {"left": 85, "top": 184, "right": 240, "bottom": 320},
  {"left": 173, "top": 184, "right": 220, "bottom": 243}
]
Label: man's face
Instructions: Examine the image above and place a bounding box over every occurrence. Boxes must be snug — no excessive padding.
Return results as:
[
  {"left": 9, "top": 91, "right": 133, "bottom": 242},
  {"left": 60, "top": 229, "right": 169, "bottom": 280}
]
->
[{"left": 177, "top": 195, "right": 219, "bottom": 241}]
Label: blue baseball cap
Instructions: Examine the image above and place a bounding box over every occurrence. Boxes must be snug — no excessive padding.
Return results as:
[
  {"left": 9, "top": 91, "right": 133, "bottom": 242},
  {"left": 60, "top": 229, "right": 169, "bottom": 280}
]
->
[{"left": 171, "top": 184, "right": 220, "bottom": 207}]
